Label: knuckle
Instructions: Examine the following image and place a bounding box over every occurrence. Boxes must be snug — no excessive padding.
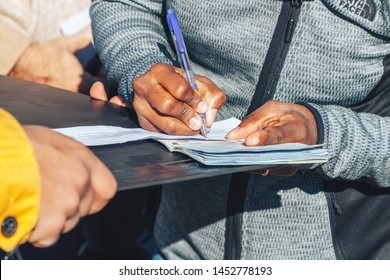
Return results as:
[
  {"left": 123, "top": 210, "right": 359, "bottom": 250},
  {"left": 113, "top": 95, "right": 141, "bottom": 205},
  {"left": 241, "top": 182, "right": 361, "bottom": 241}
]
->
[
  {"left": 150, "top": 62, "right": 167, "bottom": 73},
  {"left": 160, "top": 98, "right": 176, "bottom": 113},
  {"left": 216, "top": 90, "right": 227, "bottom": 103},
  {"left": 209, "top": 89, "right": 227, "bottom": 106},
  {"left": 132, "top": 75, "right": 147, "bottom": 94},
  {"left": 72, "top": 166, "right": 90, "bottom": 189},
  {"left": 77, "top": 146, "right": 94, "bottom": 162},
  {"left": 265, "top": 99, "right": 279, "bottom": 107},
  {"left": 149, "top": 63, "right": 160, "bottom": 73},
  {"left": 243, "top": 114, "right": 255, "bottom": 124},
  {"left": 176, "top": 83, "right": 192, "bottom": 99},
  {"left": 132, "top": 97, "right": 142, "bottom": 112},
  {"left": 162, "top": 121, "right": 178, "bottom": 134},
  {"left": 64, "top": 192, "right": 81, "bottom": 216},
  {"left": 176, "top": 105, "right": 191, "bottom": 120}
]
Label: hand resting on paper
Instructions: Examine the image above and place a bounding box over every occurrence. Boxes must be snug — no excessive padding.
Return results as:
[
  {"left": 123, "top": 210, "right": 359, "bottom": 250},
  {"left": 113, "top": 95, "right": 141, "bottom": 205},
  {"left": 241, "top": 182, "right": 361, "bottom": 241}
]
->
[{"left": 226, "top": 100, "right": 318, "bottom": 176}]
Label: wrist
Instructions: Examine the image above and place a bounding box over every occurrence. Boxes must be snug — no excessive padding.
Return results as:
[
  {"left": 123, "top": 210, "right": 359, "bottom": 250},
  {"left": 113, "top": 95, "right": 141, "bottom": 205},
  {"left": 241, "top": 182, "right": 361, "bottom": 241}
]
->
[{"left": 296, "top": 102, "right": 324, "bottom": 145}]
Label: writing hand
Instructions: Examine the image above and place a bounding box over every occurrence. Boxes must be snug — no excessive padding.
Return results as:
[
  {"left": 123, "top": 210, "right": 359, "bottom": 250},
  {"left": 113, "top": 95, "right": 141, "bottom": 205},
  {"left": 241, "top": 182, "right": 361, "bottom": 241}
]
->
[
  {"left": 23, "top": 126, "right": 117, "bottom": 247},
  {"left": 132, "top": 63, "right": 226, "bottom": 135},
  {"left": 226, "top": 100, "right": 317, "bottom": 176}
]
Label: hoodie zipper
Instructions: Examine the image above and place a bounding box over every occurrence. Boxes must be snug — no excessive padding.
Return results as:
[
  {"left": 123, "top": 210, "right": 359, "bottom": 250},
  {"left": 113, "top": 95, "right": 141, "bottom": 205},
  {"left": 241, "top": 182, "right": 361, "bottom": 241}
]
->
[
  {"left": 247, "top": 0, "right": 303, "bottom": 114},
  {"left": 224, "top": 0, "right": 304, "bottom": 260}
]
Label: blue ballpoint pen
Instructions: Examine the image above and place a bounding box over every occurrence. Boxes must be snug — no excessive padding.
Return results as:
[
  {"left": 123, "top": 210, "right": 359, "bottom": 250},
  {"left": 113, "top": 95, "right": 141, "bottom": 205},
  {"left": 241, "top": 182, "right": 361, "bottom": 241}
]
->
[{"left": 166, "top": 9, "right": 208, "bottom": 138}]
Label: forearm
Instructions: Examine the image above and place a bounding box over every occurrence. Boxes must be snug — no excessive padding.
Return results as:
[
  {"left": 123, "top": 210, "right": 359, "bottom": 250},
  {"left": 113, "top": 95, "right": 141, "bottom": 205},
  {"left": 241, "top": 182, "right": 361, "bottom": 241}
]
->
[
  {"left": 91, "top": 0, "right": 174, "bottom": 102},
  {"left": 0, "top": 109, "right": 40, "bottom": 253},
  {"left": 307, "top": 103, "right": 390, "bottom": 188},
  {"left": 0, "top": 22, "right": 30, "bottom": 75},
  {"left": 0, "top": 0, "right": 35, "bottom": 74}
]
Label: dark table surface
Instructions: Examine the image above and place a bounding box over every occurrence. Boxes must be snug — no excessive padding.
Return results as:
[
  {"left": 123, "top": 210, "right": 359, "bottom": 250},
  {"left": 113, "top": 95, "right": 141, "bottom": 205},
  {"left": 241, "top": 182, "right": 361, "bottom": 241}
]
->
[{"left": 0, "top": 75, "right": 260, "bottom": 191}]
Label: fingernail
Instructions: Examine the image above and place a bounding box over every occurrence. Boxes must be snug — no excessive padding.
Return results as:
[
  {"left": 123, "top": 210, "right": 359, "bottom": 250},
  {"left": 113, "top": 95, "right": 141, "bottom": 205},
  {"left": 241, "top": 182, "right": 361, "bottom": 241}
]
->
[
  {"left": 197, "top": 101, "right": 208, "bottom": 113},
  {"left": 247, "top": 136, "right": 260, "bottom": 146},
  {"left": 189, "top": 117, "right": 201, "bottom": 130}
]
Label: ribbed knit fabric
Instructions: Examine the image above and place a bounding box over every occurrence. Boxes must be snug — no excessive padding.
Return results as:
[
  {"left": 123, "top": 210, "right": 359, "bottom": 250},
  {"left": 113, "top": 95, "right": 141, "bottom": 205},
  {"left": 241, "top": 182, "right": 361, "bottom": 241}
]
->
[{"left": 91, "top": 0, "right": 390, "bottom": 259}]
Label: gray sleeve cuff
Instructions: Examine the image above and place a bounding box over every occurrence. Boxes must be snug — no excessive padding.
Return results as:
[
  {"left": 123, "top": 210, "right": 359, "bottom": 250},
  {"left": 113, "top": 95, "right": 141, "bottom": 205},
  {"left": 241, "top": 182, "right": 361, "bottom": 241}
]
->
[
  {"left": 303, "top": 103, "right": 390, "bottom": 187},
  {"left": 296, "top": 102, "right": 325, "bottom": 145}
]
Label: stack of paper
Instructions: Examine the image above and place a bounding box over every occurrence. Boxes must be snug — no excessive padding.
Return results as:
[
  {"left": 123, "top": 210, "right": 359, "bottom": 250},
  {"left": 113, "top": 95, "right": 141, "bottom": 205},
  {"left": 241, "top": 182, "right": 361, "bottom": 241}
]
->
[
  {"left": 55, "top": 118, "right": 328, "bottom": 166},
  {"left": 157, "top": 140, "right": 327, "bottom": 166}
]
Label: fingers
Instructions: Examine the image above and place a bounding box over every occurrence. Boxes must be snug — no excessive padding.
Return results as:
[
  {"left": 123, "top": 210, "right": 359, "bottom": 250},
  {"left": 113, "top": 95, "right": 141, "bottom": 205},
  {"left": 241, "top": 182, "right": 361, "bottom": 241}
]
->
[
  {"left": 226, "top": 110, "right": 274, "bottom": 140},
  {"left": 90, "top": 81, "right": 128, "bottom": 107},
  {"left": 151, "top": 63, "right": 206, "bottom": 111},
  {"left": 226, "top": 100, "right": 317, "bottom": 146},
  {"left": 133, "top": 65, "right": 207, "bottom": 134},
  {"left": 28, "top": 212, "right": 64, "bottom": 247},
  {"left": 226, "top": 100, "right": 295, "bottom": 140},
  {"left": 59, "top": 26, "right": 92, "bottom": 53},
  {"left": 244, "top": 125, "right": 300, "bottom": 146},
  {"left": 24, "top": 126, "right": 117, "bottom": 249},
  {"left": 135, "top": 96, "right": 198, "bottom": 135},
  {"left": 88, "top": 156, "right": 117, "bottom": 215},
  {"left": 109, "top": 96, "right": 128, "bottom": 107},
  {"left": 196, "top": 75, "right": 226, "bottom": 126},
  {"left": 90, "top": 81, "right": 108, "bottom": 101},
  {"left": 133, "top": 63, "right": 226, "bottom": 134}
]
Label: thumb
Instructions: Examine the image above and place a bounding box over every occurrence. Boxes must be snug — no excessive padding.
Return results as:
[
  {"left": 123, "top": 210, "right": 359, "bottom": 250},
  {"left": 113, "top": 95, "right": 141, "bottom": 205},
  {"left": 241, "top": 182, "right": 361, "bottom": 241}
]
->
[
  {"left": 60, "top": 26, "right": 92, "bottom": 53},
  {"left": 109, "top": 96, "right": 128, "bottom": 107}
]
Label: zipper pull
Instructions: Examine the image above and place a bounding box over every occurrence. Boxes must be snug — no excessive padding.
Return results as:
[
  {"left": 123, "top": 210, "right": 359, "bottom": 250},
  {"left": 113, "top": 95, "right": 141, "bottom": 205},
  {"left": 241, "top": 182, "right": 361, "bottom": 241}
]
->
[
  {"left": 284, "top": 19, "right": 295, "bottom": 43},
  {"left": 291, "top": 0, "right": 303, "bottom": 8},
  {"left": 285, "top": 0, "right": 303, "bottom": 43}
]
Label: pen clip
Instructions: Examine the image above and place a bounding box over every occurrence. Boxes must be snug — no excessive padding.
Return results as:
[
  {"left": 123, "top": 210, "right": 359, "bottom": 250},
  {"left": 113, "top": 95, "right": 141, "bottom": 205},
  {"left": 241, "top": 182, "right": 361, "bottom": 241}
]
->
[
  {"left": 167, "top": 9, "right": 186, "bottom": 55},
  {"left": 167, "top": 9, "right": 199, "bottom": 90},
  {"left": 167, "top": 9, "right": 206, "bottom": 137}
]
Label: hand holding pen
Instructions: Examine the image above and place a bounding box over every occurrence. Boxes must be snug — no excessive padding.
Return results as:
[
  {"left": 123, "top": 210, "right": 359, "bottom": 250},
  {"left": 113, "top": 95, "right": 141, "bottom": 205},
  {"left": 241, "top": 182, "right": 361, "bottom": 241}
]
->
[
  {"left": 166, "top": 9, "right": 208, "bottom": 137},
  {"left": 131, "top": 11, "right": 226, "bottom": 136}
]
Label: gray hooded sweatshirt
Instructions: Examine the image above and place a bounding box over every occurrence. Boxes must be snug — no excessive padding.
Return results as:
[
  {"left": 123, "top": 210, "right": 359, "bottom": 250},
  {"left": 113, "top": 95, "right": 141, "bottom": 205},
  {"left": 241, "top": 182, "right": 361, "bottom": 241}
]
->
[{"left": 91, "top": 0, "right": 390, "bottom": 259}]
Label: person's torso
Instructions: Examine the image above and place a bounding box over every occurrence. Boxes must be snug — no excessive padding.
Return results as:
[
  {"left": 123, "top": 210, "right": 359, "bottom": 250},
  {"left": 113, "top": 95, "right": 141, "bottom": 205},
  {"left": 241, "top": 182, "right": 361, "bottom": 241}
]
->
[
  {"left": 156, "top": 0, "right": 390, "bottom": 259},
  {"left": 170, "top": 0, "right": 390, "bottom": 118}
]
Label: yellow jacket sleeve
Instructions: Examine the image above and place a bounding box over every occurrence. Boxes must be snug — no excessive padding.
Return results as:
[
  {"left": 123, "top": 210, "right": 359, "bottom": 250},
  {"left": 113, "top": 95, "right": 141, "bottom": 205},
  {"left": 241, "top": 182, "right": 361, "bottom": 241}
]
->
[{"left": 0, "top": 109, "right": 40, "bottom": 253}]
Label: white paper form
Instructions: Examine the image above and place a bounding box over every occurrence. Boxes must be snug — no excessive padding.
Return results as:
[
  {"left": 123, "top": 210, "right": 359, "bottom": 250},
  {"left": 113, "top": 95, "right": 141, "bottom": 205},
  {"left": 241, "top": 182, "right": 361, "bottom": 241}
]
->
[
  {"left": 54, "top": 118, "right": 328, "bottom": 166},
  {"left": 54, "top": 118, "right": 241, "bottom": 146}
]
